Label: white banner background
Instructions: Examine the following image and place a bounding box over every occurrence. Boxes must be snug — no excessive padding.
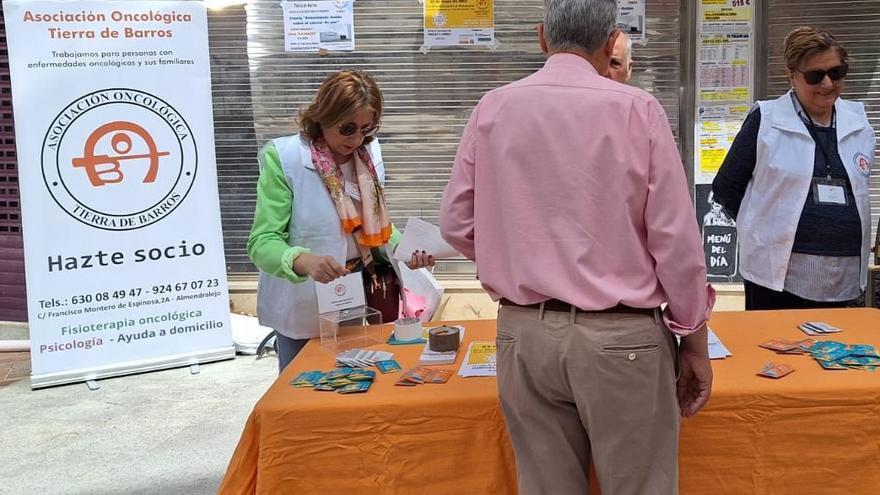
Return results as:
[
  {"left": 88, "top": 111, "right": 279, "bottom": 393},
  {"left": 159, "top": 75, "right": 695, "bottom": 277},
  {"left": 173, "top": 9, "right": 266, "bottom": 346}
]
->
[{"left": 3, "top": 0, "right": 233, "bottom": 387}]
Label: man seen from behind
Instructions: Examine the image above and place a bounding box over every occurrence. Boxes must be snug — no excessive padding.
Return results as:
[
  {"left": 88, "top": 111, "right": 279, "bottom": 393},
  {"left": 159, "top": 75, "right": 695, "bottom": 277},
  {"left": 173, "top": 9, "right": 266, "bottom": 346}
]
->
[{"left": 440, "top": 1, "right": 716, "bottom": 494}]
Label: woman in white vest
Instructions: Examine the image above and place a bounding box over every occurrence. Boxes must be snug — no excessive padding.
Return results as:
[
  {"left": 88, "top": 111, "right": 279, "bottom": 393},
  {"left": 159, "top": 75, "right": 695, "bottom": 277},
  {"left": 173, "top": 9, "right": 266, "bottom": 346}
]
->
[
  {"left": 248, "top": 70, "right": 434, "bottom": 371},
  {"left": 713, "top": 27, "right": 875, "bottom": 310}
]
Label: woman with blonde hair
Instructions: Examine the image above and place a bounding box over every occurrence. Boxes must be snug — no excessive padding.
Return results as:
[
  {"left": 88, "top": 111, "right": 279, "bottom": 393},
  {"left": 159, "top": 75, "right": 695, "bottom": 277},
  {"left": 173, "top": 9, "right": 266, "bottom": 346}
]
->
[
  {"left": 248, "top": 70, "right": 434, "bottom": 371},
  {"left": 713, "top": 27, "right": 875, "bottom": 310}
]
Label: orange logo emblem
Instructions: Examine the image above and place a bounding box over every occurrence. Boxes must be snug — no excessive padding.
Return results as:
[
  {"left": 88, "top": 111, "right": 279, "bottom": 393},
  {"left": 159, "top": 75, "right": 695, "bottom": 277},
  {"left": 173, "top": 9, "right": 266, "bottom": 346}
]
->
[
  {"left": 42, "top": 88, "right": 197, "bottom": 231},
  {"left": 72, "top": 121, "right": 170, "bottom": 187}
]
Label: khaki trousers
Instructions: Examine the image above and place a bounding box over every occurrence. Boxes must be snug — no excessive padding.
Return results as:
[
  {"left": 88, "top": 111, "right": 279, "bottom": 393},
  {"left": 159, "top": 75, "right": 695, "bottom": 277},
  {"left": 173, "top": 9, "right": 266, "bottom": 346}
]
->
[{"left": 496, "top": 303, "right": 680, "bottom": 495}]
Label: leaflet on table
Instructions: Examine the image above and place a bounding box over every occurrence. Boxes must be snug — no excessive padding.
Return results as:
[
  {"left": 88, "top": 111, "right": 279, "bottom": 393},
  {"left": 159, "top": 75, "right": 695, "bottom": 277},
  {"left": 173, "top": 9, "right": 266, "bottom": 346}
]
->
[
  {"left": 458, "top": 341, "right": 497, "bottom": 377},
  {"left": 392, "top": 217, "right": 460, "bottom": 263},
  {"left": 708, "top": 327, "right": 732, "bottom": 359},
  {"left": 315, "top": 272, "right": 365, "bottom": 314}
]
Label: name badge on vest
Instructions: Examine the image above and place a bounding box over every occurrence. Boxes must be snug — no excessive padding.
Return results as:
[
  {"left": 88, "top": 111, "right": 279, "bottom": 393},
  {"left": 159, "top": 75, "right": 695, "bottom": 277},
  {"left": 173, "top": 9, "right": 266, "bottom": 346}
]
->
[{"left": 812, "top": 177, "right": 848, "bottom": 206}]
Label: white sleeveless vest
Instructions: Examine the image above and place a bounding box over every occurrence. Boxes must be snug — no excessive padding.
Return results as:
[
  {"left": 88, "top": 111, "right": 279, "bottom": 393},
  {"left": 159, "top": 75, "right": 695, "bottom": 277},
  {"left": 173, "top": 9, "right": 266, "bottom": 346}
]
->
[
  {"left": 737, "top": 92, "right": 874, "bottom": 291},
  {"left": 256, "top": 135, "right": 385, "bottom": 339}
]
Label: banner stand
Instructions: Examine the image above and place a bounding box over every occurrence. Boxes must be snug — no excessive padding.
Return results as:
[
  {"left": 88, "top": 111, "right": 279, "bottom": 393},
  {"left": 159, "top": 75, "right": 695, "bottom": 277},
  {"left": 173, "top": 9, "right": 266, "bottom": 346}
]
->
[
  {"left": 32, "top": 346, "right": 234, "bottom": 389},
  {"left": 3, "top": 0, "right": 235, "bottom": 388}
]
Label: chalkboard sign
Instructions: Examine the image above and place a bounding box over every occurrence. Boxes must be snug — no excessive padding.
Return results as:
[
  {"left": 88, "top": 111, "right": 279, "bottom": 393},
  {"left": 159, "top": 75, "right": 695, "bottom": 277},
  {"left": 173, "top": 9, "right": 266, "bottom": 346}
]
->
[
  {"left": 703, "top": 225, "right": 737, "bottom": 278},
  {"left": 695, "top": 184, "right": 741, "bottom": 282}
]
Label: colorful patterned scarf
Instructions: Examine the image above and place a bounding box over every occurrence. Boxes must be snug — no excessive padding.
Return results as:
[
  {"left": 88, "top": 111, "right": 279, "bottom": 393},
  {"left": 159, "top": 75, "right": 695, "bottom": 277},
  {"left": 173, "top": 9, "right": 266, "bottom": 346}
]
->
[{"left": 310, "top": 137, "right": 392, "bottom": 247}]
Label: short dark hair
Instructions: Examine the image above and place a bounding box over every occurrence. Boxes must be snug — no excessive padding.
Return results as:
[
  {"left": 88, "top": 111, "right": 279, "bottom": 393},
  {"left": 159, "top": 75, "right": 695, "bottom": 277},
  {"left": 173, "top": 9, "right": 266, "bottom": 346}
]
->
[{"left": 784, "top": 27, "right": 849, "bottom": 71}]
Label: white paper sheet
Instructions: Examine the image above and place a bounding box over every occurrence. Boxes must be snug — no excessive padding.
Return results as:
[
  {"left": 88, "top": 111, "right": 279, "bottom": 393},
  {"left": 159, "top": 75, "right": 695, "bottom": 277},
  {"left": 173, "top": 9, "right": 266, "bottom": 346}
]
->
[
  {"left": 392, "top": 217, "right": 460, "bottom": 263},
  {"left": 315, "top": 272, "right": 365, "bottom": 314},
  {"left": 707, "top": 327, "right": 732, "bottom": 359}
]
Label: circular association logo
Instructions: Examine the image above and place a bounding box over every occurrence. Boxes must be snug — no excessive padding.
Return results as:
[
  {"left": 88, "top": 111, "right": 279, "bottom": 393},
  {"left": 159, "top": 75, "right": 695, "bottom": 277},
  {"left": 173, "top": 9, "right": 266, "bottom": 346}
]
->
[
  {"left": 41, "top": 88, "right": 197, "bottom": 231},
  {"left": 854, "top": 152, "right": 871, "bottom": 178},
  {"left": 433, "top": 12, "right": 447, "bottom": 28},
  {"left": 334, "top": 284, "right": 347, "bottom": 296},
  {"left": 475, "top": 0, "right": 489, "bottom": 11}
]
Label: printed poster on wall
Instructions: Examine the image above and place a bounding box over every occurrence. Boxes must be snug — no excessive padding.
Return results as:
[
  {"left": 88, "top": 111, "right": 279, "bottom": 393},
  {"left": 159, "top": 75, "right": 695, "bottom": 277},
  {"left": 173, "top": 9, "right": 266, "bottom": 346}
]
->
[
  {"left": 693, "top": 0, "right": 754, "bottom": 185},
  {"left": 616, "top": 0, "right": 645, "bottom": 44},
  {"left": 3, "top": 0, "right": 234, "bottom": 388},
  {"left": 282, "top": 0, "right": 355, "bottom": 52},
  {"left": 423, "top": 0, "right": 494, "bottom": 47}
]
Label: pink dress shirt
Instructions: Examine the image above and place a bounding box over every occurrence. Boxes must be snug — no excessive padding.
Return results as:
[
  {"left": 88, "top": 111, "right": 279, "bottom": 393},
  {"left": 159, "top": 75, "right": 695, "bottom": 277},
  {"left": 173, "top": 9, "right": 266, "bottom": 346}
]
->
[{"left": 440, "top": 53, "right": 714, "bottom": 335}]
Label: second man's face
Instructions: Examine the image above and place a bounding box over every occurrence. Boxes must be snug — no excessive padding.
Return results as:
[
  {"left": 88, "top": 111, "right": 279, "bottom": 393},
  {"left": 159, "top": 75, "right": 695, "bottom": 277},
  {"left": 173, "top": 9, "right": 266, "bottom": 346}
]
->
[{"left": 608, "top": 35, "right": 632, "bottom": 84}]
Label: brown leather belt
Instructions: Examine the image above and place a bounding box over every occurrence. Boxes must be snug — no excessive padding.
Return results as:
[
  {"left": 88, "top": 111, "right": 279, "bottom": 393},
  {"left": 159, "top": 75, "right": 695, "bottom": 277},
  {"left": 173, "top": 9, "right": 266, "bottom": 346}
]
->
[{"left": 499, "top": 298, "right": 656, "bottom": 316}]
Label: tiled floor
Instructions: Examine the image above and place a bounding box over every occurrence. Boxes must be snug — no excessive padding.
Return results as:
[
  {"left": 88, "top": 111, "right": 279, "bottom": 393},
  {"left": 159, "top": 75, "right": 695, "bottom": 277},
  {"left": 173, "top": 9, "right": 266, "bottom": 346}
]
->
[{"left": 0, "top": 352, "right": 30, "bottom": 386}]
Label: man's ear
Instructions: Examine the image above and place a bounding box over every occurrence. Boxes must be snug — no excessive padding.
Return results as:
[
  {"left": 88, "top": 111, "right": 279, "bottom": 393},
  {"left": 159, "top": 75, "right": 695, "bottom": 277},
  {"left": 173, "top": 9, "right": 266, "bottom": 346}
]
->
[{"left": 537, "top": 22, "right": 548, "bottom": 54}]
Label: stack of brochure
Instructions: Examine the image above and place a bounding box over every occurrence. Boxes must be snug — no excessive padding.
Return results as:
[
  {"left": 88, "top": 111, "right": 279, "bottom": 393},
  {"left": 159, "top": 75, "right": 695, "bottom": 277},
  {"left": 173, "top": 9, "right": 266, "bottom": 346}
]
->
[
  {"left": 418, "top": 327, "right": 465, "bottom": 366},
  {"left": 335, "top": 349, "right": 393, "bottom": 368},
  {"left": 798, "top": 321, "right": 843, "bottom": 336}
]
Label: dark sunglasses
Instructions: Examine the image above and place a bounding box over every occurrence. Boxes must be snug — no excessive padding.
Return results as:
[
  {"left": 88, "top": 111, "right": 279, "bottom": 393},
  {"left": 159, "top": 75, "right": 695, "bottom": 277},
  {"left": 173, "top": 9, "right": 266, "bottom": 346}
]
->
[
  {"left": 797, "top": 64, "right": 848, "bottom": 85},
  {"left": 338, "top": 121, "right": 380, "bottom": 137}
]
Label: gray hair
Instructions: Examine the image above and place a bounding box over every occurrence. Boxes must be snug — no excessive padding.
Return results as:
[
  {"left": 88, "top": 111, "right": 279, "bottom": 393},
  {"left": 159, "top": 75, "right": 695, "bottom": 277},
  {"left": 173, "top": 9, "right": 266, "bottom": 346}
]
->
[
  {"left": 544, "top": 0, "right": 617, "bottom": 53},
  {"left": 624, "top": 35, "right": 633, "bottom": 63}
]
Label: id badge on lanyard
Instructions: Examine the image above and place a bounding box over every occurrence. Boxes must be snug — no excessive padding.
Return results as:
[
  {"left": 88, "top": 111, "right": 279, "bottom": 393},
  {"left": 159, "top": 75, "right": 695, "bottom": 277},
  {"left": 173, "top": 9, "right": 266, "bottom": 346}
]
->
[
  {"left": 811, "top": 176, "right": 848, "bottom": 206},
  {"left": 800, "top": 101, "right": 847, "bottom": 206}
]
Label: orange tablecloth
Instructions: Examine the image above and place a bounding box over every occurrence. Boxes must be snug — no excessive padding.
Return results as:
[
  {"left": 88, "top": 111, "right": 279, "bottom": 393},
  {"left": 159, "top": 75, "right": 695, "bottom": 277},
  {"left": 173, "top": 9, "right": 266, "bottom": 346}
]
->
[{"left": 219, "top": 309, "right": 880, "bottom": 494}]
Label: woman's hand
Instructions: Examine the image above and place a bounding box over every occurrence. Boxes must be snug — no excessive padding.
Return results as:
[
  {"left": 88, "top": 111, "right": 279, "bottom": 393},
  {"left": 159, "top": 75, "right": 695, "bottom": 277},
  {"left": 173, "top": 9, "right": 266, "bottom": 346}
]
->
[
  {"left": 404, "top": 250, "right": 435, "bottom": 270},
  {"left": 293, "top": 253, "right": 349, "bottom": 283}
]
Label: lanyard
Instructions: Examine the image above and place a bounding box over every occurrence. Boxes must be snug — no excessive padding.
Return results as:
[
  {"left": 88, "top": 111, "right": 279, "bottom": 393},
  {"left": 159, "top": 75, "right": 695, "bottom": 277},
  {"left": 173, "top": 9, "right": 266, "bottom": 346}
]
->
[{"left": 794, "top": 94, "right": 837, "bottom": 178}]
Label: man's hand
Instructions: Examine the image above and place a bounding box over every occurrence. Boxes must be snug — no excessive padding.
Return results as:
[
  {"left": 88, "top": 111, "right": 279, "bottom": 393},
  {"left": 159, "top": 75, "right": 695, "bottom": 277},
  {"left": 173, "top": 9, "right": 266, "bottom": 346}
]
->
[
  {"left": 293, "top": 253, "right": 348, "bottom": 284},
  {"left": 677, "top": 325, "right": 713, "bottom": 417}
]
